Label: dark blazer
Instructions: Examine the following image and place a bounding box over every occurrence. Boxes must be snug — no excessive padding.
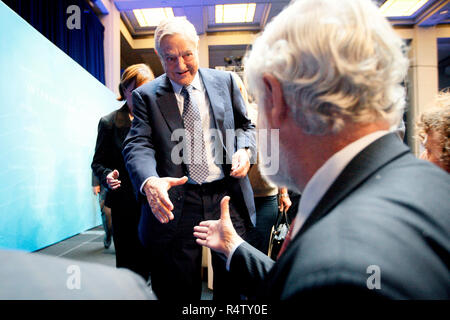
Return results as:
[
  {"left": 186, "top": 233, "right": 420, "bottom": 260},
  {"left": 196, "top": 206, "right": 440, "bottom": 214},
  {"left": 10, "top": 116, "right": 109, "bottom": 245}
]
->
[
  {"left": 91, "top": 103, "right": 135, "bottom": 207},
  {"left": 0, "top": 250, "right": 155, "bottom": 299},
  {"left": 123, "top": 68, "right": 256, "bottom": 246},
  {"left": 229, "top": 133, "right": 450, "bottom": 299}
]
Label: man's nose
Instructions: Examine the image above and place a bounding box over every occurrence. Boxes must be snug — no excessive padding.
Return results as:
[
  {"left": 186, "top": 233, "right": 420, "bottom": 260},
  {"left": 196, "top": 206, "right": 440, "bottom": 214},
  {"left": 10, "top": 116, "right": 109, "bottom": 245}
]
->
[{"left": 175, "top": 56, "right": 187, "bottom": 70}]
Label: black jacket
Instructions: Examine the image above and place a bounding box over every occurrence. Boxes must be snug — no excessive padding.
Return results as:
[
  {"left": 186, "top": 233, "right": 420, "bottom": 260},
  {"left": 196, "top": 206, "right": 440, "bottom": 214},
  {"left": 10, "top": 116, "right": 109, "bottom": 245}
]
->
[
  {"left": 91, "top": 103, "right": 135, "bottom": 207},
  {"left": 230, "top": 133, "right": 450, "bottom": 299}
]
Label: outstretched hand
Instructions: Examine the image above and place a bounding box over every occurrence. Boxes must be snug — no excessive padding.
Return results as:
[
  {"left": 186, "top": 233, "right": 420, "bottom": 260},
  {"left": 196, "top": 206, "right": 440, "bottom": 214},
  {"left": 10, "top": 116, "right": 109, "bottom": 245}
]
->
[
  {"left": 193, "top": 196, "right": 243, "bottom": 257},
  {"left": 143, "top": 176, "right": 188, "bottom": 224}
]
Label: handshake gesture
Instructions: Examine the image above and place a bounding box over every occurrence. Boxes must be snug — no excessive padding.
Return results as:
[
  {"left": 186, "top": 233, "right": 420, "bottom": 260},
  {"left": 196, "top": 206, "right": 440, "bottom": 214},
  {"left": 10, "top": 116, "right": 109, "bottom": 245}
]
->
[{"left": 193, "top": 196, "right": 243, "bottom": 258}]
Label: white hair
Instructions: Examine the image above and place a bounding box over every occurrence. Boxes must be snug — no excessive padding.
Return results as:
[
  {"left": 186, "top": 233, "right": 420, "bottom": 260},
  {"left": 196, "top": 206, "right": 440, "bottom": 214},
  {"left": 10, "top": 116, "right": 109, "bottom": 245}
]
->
[
  {"left": 244, "top": 0, "right": 409, "bottom": 135},
  {"left": 154, "top": 16, "right": 199, "bottom": 57}
]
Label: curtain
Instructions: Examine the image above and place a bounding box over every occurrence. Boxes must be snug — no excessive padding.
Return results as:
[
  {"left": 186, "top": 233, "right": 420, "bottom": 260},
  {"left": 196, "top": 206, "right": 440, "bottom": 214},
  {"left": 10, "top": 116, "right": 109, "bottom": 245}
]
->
[{"left": 3, "top": 0, "right": 105, "bottom": 84}]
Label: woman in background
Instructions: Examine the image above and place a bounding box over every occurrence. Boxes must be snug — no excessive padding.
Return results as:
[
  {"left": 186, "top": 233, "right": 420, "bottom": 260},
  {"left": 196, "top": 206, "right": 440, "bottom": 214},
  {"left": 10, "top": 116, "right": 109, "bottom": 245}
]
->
[
  {"left": 417, "top": 90, "right": 450, "bottom": 173},
  {"left": 91, "top": 64, "right": 154, "bottom": 279}
]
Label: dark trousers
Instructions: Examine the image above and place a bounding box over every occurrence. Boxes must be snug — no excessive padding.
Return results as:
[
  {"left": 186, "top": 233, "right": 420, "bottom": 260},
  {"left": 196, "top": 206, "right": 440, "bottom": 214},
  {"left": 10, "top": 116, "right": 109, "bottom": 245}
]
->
[
  {"left": 254, "top": 195, "right": 279, "bottom": 254},
  {"left": 147, "top": 177, "right": 255, "bottom": 301},
  {"left": 111, "top": 192, "right": 149, "bottom": 281}
]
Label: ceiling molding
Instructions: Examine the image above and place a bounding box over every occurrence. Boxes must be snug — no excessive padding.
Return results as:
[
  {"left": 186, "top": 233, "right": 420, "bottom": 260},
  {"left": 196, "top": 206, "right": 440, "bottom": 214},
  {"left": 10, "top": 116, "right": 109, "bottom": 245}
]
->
[
  {"left": 417, "top": 0, "right": 450, "bottom": 26},
  {"left": 114, "top": 0, "right": 449, "bottom": 39}
]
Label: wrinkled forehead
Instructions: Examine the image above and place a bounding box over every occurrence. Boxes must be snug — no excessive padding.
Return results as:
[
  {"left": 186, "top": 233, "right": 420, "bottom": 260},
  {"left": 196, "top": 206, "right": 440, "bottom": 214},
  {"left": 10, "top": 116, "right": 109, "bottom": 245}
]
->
[{"left": 160, "top": 33, "right": 198, "bottom": 53}]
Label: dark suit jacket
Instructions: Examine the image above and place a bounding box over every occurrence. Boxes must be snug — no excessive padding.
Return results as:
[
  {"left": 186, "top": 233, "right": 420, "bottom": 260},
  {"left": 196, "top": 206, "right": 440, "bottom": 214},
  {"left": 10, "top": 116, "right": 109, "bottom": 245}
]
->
[
  {"left": 230, "top": 133, "right": 450, "bottom": 299},
  {"left": 91, "top": 103, "right": 135, "bottom": 208},
  {"left": 0, "top": 250, "right": 155, "bottom": 299},
  {"left": 123, "top": 68, "right": 256, "bottom": 246}
]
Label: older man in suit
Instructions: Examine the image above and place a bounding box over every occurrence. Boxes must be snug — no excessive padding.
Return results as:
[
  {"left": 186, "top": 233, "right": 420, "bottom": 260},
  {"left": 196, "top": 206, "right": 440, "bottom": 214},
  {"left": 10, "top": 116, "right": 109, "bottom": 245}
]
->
[
  {"left": 194, "top": 0, "right": 450, "bottom": 300},
  {"left": 122, "top": 17, "right": 257, "bottom": 300}
]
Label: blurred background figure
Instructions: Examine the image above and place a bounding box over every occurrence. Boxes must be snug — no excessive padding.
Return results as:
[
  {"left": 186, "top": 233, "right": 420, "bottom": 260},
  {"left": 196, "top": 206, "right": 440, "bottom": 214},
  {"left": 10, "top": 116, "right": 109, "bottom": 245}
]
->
[
  {"left": 230, "top": 71, "right": 292, "bottom": 255},
  {"left": 417, "top": 89, "right": 450, "bottom": 173},
  {"left": 92, "top": 173, "right": 112, "bottom": 248},
  {"left": 91, "top": 63, "right": 154, "bottom": 280}
]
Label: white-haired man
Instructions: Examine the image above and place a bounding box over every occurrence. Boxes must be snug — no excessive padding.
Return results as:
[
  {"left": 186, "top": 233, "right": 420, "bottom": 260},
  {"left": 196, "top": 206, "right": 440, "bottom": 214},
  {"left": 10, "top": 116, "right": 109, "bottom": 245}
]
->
[
  {"left": 123, "top": 17, "right": 258, "bottom": 300},
  {"left": 194, "top": 0, "right": 450, "bottom": 299}
]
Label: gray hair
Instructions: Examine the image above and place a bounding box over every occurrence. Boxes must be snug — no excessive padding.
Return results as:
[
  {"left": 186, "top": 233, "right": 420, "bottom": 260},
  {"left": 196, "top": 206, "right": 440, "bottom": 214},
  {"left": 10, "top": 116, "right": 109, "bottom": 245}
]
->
[
  {"left": 244, "top": 0, "right": 409, "bottom": 135},
  {"left": 154, "top": 16, "right": 199, "bottom": 57}
]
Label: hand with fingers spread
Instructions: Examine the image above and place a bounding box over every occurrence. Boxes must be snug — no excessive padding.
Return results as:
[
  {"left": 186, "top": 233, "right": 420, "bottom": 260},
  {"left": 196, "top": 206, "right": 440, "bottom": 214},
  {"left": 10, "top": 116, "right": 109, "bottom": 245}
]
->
[
  {"left": 143, "top": 176, "right": 188, "bottom": 224},
  {"left": 106, "top": 169, "right": 121, "bottom": 190},
  {"left": 193, "top": 196, "right": 243, "bottom": 257},
  {"left": 230, "top": 148, "right": 251, "bottom": 179}
]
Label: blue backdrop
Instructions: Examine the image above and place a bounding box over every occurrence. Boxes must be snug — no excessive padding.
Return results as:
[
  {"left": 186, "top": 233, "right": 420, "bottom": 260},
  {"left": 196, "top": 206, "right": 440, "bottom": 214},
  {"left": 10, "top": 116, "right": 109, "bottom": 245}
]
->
[{"left": 0, "top": 1, "right": 121, "bottom": 251}]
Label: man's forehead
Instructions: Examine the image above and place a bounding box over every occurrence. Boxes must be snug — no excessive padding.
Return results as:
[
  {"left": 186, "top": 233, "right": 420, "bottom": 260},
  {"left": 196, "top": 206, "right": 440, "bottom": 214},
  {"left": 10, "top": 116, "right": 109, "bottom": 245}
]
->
[{"left": 160, "top": 33, "right": 197, "bottom": 47}]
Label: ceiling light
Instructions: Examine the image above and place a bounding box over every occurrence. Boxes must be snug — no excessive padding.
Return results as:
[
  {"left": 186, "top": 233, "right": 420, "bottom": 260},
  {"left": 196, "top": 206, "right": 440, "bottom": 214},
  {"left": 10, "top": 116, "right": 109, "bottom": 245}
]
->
[
  {"left": 379, "top": 0, "right": 429, "bottom": 17},
  {"left": 215, "top": 3, "right": 256, "bottom": 23},
  {"left": 133, "top": 8, "right": 174, "bottom": 27}
]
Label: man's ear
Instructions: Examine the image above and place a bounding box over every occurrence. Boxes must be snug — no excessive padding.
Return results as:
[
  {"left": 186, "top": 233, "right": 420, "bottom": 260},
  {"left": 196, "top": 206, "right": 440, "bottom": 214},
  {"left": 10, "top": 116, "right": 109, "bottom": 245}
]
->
[{"left": 262, "top": 74, "right": 288, "bottom": 128}]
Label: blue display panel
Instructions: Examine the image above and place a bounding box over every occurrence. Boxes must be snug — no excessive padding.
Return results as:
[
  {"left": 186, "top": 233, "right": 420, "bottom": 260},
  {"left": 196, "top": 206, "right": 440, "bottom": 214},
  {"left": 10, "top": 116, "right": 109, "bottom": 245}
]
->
[{"left": 0, "top": 1, "right": 121, "bottom": 251}]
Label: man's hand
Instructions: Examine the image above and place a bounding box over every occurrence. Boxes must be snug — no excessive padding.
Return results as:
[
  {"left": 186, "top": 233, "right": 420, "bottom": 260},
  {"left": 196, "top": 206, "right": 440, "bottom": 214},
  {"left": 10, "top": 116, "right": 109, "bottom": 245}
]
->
[
  {"left": 193, "top": 196, "right": 243, "bottom": 257},
  {"left": 143, "top": 176, "right": 188, "bottom": 224},
  {"left": 230, "top": 148, "right": 251, "bottom": 178},
  {"left": 106, "top": 170, "right": 121, "bottom": 190}
]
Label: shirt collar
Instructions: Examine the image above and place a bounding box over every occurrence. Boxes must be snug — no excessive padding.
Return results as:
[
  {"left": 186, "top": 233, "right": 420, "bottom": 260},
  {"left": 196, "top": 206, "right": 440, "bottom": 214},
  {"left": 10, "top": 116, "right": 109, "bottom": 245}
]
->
[
  {"left": 291, "top": 130, "right": 390, "bottom": 237},
  {"left": 169, "top": 71, "right": 202, "bottom": 95}
]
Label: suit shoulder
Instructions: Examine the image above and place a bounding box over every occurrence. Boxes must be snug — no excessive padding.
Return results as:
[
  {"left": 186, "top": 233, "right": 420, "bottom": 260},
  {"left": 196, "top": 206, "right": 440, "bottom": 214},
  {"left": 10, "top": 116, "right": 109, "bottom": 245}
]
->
[
  {"left": 200, "top": 68, "right": 232, "bottom": 81},
  {"left": 285, "top": 165, "right": 450, "bottom": 298},
  {"left": 99, "top": 108, "right": 121, "bottom": 127},
  {"left": 0, "top": 250, "right": 156, "bottom": 299},
  {"left": 134, "top": 74, "right": 165, "bottom": 96}
]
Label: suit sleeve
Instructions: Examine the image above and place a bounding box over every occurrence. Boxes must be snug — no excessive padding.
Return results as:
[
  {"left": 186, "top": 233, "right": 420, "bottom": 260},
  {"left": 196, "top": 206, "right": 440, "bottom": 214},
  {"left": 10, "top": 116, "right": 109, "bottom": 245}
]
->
[
  {"left": 91, "top": 117, "right": 113, "bottom": 189},
  {"left": 229, "top": 73, "right": 257, "bottom": 163},
  {"left": 122, "top": 90, "right": 158, "bottom": 195},
  {"left": 229, "top": 241, "right": 275, "bottom": 296}
]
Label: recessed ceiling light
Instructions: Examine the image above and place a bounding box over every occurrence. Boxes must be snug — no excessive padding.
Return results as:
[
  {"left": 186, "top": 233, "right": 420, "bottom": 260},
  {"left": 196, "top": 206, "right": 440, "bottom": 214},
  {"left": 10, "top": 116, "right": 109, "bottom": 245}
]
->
[
  {"left": 379, "top": 0, "right": 429, "bottom": 17},
  {"left": 133, "top": 7, "right": 174, "bottom": 27},
  {"left": 215, "top": 3, "right": 256, "bottom": 23}
]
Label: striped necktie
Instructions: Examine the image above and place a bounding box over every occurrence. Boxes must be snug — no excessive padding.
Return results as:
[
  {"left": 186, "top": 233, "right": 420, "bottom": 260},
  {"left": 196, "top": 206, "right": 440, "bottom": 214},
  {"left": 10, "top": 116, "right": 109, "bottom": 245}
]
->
[{"left": 180, "top": 85, "right": 209, "bottom": 184}]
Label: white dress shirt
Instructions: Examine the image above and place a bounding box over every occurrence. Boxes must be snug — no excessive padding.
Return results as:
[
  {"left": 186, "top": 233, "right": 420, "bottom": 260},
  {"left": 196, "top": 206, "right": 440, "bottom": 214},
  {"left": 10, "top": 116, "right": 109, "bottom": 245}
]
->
[{"left": 226, "top": 130, "right": 390, "bottom": 269}]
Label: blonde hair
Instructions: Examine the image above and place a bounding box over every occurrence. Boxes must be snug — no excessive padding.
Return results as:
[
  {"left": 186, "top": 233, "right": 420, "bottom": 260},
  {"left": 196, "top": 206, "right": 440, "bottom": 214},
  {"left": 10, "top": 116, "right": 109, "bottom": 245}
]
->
[
  {"left": 416, "top": 90, "right": 450, "bottom": 171},
  {"left": 118, "top": 64, "right": 154, "bottom": 101},
  {"left": 244, "top": 0, "right": 409, "bottom": 135}
]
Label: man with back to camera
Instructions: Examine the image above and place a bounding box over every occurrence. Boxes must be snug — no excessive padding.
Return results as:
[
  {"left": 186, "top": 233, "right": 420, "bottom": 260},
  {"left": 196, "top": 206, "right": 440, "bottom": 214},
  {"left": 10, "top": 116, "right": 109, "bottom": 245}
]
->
[
  {"left": 122, "top": 17, "right": 258, "bottom": 300},
  {"left": 194, "top": 0, "right": 450, "bottom": 299}
]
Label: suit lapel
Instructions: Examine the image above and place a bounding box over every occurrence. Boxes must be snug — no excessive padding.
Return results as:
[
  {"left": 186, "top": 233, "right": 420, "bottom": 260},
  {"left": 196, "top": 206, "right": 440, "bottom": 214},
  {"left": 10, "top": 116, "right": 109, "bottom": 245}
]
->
[
  {"left": 156, "top": 74, "right": 184, "bottom": 133},
  {"left": 199, "top": 69, "right": 226, "bottom": 146},
  {"left": 291, "top": 133, "right": 411, "bottom": 244}
]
